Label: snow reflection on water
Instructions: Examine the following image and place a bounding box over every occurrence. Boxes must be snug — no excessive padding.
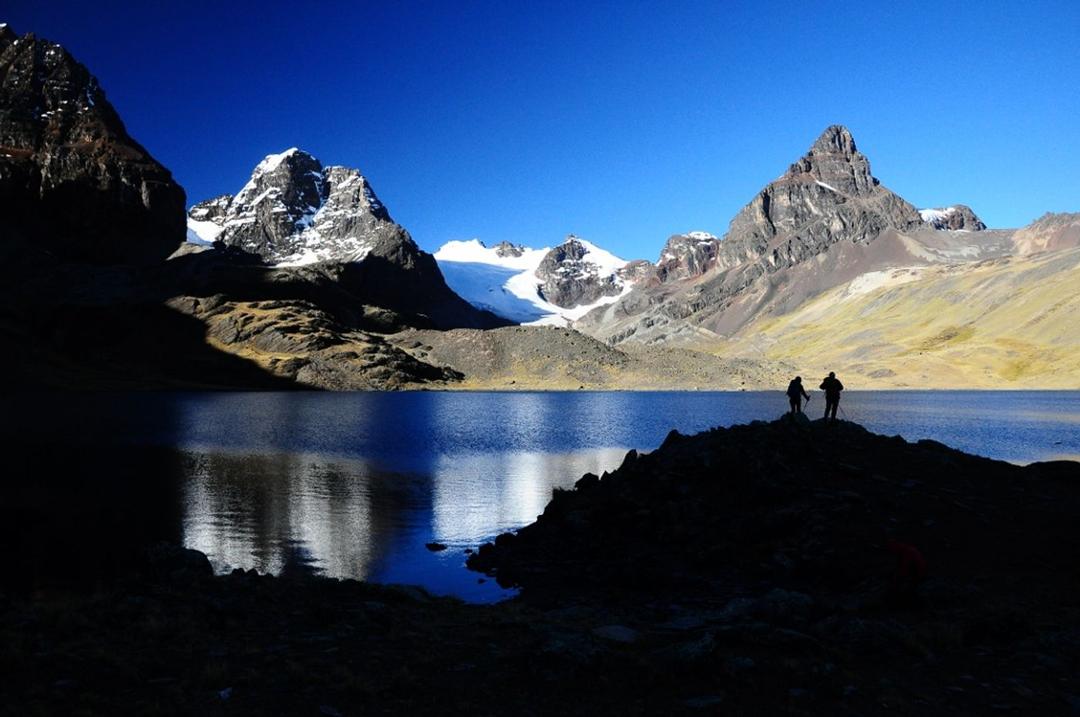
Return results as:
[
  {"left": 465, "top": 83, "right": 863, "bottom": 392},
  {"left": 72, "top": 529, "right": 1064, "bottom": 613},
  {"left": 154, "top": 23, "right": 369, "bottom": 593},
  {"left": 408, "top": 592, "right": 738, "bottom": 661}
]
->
[
  {"left": 178, "top": 445, "right": 629, "bottom": 602},
  {"left": 7, "top": 390, "right": 1079, "bottom": 601}
]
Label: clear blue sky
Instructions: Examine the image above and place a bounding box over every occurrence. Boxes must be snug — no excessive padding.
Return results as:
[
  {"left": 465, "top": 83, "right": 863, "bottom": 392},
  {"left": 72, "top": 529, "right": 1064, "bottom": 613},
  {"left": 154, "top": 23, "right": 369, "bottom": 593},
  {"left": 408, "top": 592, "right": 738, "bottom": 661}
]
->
[{"left": 6, "top": 0, "right": 1080, "bottom": 259}]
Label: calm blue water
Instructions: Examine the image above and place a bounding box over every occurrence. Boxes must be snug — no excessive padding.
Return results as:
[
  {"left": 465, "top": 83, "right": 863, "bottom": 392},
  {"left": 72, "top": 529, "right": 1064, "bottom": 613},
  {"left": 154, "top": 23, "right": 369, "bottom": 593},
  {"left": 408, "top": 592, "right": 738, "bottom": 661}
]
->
[{"left": 8, "top": 391, "right": 1080, "bottom": 601}]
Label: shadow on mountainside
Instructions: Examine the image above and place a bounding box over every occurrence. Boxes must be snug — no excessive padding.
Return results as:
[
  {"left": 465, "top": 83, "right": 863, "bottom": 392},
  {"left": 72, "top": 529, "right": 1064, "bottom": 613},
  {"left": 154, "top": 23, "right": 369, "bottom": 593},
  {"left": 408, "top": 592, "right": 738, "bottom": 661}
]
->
[
  {"left": 0, "top": 244, "right": 502, "bottom": 390},
  {"left": 0, "top": 239, "right": 294, "bottom": 389}
]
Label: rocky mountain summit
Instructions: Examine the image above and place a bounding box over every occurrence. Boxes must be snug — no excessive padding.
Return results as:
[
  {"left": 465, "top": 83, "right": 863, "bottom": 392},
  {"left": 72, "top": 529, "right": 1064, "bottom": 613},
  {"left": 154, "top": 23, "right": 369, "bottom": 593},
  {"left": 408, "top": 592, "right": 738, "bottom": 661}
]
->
[
  {"left": 0, "top": 25, "right": 185, "bottom": 265},
  {"left": 4, "top": 21, "right": 1077, "bottom": 393},
  {"left": 185, "top": 148, "right": 506, "bottom": 330},
  {"left": 717, "top": 124, "right": 923, "bottom": 273},
  {"left": 492, "top": 240, "right": 525, "bottom": 258},
  {"left": 1011, "top": 211, "right": 1080, "bottom": 254},
  {"left": 574, "top": 125, "right": 995, "bottom": 346},
  {"left": 535, "top": 235, "right": 627, "bottom": 308},
  {"left": 0, "top": 25, "right": 503, "bottom": 391},
  {"left": 186, "top": 148, "right": 401, "bottom": 266},
  {"left": 919, "top": 205, "right": 986, "bottom": 231},
  {"left": 654, "top": 231, "right": 722, "bottom": 283}
]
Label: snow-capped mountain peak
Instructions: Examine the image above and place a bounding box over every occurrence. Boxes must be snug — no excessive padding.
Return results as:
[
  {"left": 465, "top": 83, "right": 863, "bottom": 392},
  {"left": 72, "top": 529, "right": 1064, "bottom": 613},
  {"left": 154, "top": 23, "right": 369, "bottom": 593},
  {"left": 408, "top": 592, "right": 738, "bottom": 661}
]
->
[
  {"left": 434, "top": 235, "right": 642, "bottom": 325},
  {"left": 185, "top": 148, "right": 396, "bottom": 265}
]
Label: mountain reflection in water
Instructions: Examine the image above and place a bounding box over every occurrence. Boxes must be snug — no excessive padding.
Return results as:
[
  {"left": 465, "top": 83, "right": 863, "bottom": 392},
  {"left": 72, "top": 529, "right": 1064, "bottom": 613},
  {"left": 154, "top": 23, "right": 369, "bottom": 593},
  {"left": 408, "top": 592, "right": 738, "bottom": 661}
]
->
[
  {"left": 5, "top": 390, "right": 1078, "bottom": 601},
  {"left": 179, "top": 446, "right": 628, "bottom": 599}
]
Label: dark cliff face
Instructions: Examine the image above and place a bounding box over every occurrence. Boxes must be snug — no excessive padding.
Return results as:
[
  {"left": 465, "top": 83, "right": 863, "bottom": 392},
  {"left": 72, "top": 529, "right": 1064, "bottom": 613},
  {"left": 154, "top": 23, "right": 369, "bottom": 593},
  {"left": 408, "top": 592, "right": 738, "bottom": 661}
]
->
[{"left": 0, "top": 27, "right": 185, "bottom": 265}]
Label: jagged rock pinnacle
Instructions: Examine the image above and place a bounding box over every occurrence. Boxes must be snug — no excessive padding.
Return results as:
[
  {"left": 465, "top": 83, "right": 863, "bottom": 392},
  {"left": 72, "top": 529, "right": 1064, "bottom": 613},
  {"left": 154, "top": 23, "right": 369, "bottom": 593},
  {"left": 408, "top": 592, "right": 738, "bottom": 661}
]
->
[
  {"left": 809, "top": 124, "right": 858, "bottom": 156},
  {"left": 785, "top": 124, "right": 878, "bottom": 196},
  {"left": 188, "top": 148, "right": 395, "bottom": 265}
]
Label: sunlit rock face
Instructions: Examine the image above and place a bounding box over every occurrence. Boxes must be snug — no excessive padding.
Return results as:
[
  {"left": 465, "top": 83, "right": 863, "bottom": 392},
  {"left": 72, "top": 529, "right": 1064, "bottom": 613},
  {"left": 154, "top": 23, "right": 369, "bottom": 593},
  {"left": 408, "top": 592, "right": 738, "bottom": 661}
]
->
[
  {"left": 535, "top": 235, "right": 628, "bottom": 308},
  {"left": 574, "top": 125, "right": 939, "bottom": 344},
  {"left": 187, "top": 148, "right": 404, "bottom": 267},
  {"left": 717, "top": 124, "right": 923, "bottom": 274},
  {"left": 654, "top": 232, "right": 722, "bottom": 283},
  {"left": 184, "top": 148, "right": 509, "bottom": 330},
  {"left": 0, "top": 25, "right": 185, "bottom": 264},
  {"left": 1010, "top": 212, "right": 1080, "bottom": 255}
]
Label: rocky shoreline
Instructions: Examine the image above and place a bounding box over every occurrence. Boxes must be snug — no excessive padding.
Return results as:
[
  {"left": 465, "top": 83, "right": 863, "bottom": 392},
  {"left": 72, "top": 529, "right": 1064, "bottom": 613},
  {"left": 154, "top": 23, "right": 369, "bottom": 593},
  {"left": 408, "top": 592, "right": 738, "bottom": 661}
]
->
[{"left": 3, "top": 417, "right": 1080, "bottom": 715}]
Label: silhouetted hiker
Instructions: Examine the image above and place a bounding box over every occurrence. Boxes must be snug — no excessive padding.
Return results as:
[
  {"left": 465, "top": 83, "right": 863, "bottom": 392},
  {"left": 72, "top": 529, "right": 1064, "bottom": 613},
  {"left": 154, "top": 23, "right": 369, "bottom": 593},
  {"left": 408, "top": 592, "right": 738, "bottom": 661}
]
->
[
  {"left": 819, "top": 371, "right": 844, "bottom": 421},
  {"left": 786, "top": 376, "right": 810, "bottom": 414},
  {"left": 886, "top": 539, "right": 926, "bottom": 606}
]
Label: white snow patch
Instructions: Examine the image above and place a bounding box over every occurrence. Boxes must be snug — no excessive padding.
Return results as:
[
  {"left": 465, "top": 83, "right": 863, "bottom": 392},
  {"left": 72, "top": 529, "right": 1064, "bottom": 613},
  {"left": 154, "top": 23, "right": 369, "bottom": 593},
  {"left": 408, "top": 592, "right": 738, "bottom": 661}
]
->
[
  {"left": 684, "top": 231, "right": 718, "bottom": 241},
  {"left": 435, "top": 239, "right": 548, "bottom": 271},
  {"left": 815, "top": 180, "right": 840, "bottom": 193},
  {"left": 436, "top": 237, "right": 634, "bottom": 325},
  {"left": 919, "top": 207, "right": 957, "bottom": 223},
  {"left": 571, "top": 238, "right": 628, "bottom": 275},
  {"left": 244, "top": 188, "right": 279, "bottom": 207},
  {"left": 257, "top": 147, "right": 301, "bottom": 174},
  {"left": 186, "top": 219, "right": 224, "bottom": 244},
  {"left": 275, "top": 245, "right": 371, "bottom": 267},
  {"left": 185, "top": 228, "right": 214, "bottom": 246}
]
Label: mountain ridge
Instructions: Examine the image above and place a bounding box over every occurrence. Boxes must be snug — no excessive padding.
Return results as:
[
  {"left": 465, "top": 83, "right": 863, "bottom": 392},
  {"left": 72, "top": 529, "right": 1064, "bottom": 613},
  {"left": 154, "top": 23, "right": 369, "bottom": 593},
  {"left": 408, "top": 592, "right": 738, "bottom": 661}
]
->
[
  {"left": 184, "top": 147, "right": 507, "bottom": 331},
  {"left": 0, "top": 25, "right": 185, "bottom": 265}
]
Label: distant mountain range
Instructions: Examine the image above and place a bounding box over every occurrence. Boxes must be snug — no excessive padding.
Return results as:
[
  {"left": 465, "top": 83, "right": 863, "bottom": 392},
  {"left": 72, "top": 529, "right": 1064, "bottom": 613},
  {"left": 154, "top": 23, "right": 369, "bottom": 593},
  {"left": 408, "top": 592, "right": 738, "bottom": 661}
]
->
[{"left": 4, "top": 23, "right": 1079, "bottom": 389}]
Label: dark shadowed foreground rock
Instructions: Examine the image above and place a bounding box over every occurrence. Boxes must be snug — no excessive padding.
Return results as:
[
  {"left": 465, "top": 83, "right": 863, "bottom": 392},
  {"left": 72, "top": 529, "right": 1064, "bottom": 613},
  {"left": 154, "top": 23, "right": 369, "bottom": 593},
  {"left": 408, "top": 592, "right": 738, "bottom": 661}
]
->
[{"left": 469, "top": 415, "right": 1080, "bottom": 602}]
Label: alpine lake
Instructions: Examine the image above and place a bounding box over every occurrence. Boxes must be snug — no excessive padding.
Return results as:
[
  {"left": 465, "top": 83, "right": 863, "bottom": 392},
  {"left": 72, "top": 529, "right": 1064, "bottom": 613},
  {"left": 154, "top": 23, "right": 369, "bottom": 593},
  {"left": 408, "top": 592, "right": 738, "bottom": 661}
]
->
[{"left": 7, "top": 390, "right": 1079, "bottom": 602}]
